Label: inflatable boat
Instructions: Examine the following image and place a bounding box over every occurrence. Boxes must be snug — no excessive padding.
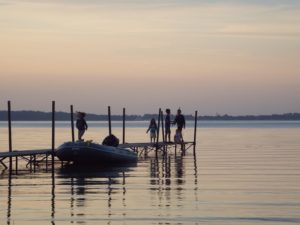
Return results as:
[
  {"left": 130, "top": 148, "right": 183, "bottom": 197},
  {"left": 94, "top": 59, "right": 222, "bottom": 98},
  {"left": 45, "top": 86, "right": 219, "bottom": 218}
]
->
[{"left": 56, "top": 141, "right": 137, "bottom": 164}]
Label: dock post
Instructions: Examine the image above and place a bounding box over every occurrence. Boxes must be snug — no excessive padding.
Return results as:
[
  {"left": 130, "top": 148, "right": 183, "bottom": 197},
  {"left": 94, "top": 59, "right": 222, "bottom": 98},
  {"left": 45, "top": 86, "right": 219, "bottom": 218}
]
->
[
  {"left": 160, "top": 109, "right": 166, "bottom": 154},
  {"left": 7, "top": 101, "right": 13, "bottom": 169},
  {"left": 193, "top": 110, "right": 198, "bottom": 156},
  {"left": 108, "top": 106, "right": 112, "bottom": 135},
  {"left": 70, "top": 105, "right": 75, "bottom": 142},
  {"left": 51, "top": 101, "right": 55, "bottom": 168},
  {"left": 156, "top": 108, "right": 161, "bottom": 155},
  {"left": 161, "top": 109, "right": 165, "bottom": 143},
  {"left": 30, "top": 155, "right": 33, "bottom": 172},
  {"left": 33, "top": 155, "right": 36, "bottom": 172},
  {"left": 122, "top": 108, "right": 126, "bottom": 144},
  {"left": 46, "top": 154, "right": 48, "bottom": 172},
  {"left": 15, "top": 156, "right": 18, "bottom": 173}
]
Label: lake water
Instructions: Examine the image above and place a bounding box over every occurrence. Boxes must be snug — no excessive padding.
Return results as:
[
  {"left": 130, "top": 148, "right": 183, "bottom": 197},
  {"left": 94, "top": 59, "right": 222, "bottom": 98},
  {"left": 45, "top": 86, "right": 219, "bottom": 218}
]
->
[{"left": 0, "top": 121, "right": 300, "bottom": 224}]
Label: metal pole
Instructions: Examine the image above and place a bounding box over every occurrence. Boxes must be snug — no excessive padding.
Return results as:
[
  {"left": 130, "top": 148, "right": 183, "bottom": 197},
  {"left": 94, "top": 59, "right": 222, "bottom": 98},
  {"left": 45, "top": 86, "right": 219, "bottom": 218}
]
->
[
  {"left": 193, "top": 110, "right": 198, "bottom": 155},
  {"left": 70, "top": 105, "right": 75, "bottom": 142},
  {"left": 7, "top": 101, "right": 13, "bottom": 167},
  {"left": 52, "top": 101, "right": 55, "bottom": 167},
  {"left": 122, "top": 108, "right": 126, "bottom": 144},
  {"left": 108, "top": 106, "right": 112, "bottom": 135}
]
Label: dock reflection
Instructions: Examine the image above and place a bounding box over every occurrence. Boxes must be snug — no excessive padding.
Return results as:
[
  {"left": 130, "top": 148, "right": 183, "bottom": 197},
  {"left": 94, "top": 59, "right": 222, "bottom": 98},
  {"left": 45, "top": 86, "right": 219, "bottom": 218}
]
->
[
  {"left": 149, "top": 154, "right": 198, "bottom": 211},
  {"left": 2, "top": 156, "right": 197, "bottom": 224},
  {"left": 57, "top": 163, "right": 136, "bottom": 224},
  {"left": 6, "top": 169, "right": 12, "bottom": 225}
]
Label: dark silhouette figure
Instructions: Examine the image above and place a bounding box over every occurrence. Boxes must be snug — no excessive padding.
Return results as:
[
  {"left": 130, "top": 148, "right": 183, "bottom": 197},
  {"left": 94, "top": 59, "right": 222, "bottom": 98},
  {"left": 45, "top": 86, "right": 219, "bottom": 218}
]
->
[
  {"left": 165, "top": 109, "right": 171, "bottom": 142},
  {"left": 174, "top": 128, "right": 183, "bottom": 144},
  {"left": 102, "top": 134, "right": 119, "bottom": 147},
  {"left": 173, "top": 109, "right": 186, "bottom": 132},
  {"left": 76, "top": 112, "right": 88, "bottom": 141},
  {"left": 146, "top": 118, "right": 157, "bottom": 143},
  {"left": 173, "top": 109, "right": 186, "bottom": 150}
]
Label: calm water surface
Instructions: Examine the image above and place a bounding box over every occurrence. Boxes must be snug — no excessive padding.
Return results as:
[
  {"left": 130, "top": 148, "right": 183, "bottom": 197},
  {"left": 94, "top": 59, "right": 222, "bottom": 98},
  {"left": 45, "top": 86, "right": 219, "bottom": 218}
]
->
[{"left": 0, "top": 121, "right": 300, "bottom": 224}]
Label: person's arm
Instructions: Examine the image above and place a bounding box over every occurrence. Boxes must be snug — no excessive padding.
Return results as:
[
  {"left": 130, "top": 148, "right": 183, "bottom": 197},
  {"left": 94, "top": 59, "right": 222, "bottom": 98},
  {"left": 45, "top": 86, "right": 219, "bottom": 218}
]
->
[
  {"left": 183, "top": 116, "right": 186, "bottom": 129},
  {"left": 172, "top": 116, "right": 177, "bottom": 125},
  {"left": 84, "top": 120, "right": 88, "bottom": 130}
]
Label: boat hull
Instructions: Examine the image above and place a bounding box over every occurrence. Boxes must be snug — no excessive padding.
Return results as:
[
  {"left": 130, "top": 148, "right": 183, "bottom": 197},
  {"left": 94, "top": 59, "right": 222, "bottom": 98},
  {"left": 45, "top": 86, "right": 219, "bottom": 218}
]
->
[{"left": 56, "top": 142, "right": 137, "bottom": 164}]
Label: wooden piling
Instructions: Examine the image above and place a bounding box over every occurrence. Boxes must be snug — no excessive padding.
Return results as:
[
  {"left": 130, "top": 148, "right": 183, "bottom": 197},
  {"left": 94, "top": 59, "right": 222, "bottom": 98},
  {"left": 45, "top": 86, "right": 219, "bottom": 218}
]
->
[
  {"left": 160, "top": 109, "right": 166, "bottom": 154},
  {"left": 193, "top": 110, "right": 198, "bottom": 155},
  {"left": 15, "top": 156, "right": 18, "bottom": 172},
  {"left": 30, "top": 155, "right": 33, "bottom": 172},
  {"left": 51, "top": 101, "right": 55, "bottom": 166},
  {"left": 108, "top": 106, "right": 112, "bottom": 135},
  {"left": 70, "top": 105, "right": 75, "bottom": 142},
  {"left": 33, "top": 155, "right": 36, "bottom": 172},
  {"left": 161, "top": 109, "right": 165, "bottom": 143},
  {"left": 156, "top": 108, "right": 161, "bottom": 153},
  {"left": 7, "top": 101, "right": 12, "bottom": 166},
  {"left": 122, "top": 108, "right": 126, "bottom": 144}
]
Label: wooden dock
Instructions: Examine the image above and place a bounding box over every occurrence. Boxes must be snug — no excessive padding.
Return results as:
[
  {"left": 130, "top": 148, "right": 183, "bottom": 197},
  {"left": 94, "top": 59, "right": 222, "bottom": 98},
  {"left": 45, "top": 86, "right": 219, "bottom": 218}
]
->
[
  {"left": 1, "top": 101, "right": 198, "bottom": 172},
  {"left": 0, "top": 149, "right": 52, "bottom": 169},
  {"left": 120, "top": 141, "right": 195, "bottom": 156},
  {"left": 0, "top": 141, "right": 195, "bottom": 169}
]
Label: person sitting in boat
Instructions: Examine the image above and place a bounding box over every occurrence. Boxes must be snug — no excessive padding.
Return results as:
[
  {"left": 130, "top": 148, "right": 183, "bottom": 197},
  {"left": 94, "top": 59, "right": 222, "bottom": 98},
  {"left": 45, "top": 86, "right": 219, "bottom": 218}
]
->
[
  {"left": 102, "top": 134, "right": 119, "bottom": 147},
  {"left": 146, "top": 118, "right": 157, "bottom": 143},
  {"left": 76, "top": 112, "right": 88, "bottom": 141}
]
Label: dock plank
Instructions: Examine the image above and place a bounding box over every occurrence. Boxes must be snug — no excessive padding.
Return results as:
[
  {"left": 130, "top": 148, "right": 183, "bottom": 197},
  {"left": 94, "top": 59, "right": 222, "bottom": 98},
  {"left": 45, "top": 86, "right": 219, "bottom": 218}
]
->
[
  {"left": 0, "top": 141, "right": 194, "bottom": 159},
  {"left": 0, "top": 149, "right": 52, "bottom": 158},
  {"left": 119, "top": 141, "right": 194, "bottom": 148}
]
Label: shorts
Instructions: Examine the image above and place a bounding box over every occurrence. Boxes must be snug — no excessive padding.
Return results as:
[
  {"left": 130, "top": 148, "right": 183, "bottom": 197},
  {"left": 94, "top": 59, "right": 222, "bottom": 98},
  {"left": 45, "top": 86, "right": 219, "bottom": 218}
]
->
[
  {"left": 150, "top": 132, "right": 156, "bottom": 139},
  {"left": 165, "top": 127, "right": 171, "bottom": 134},
  {"left": 177, "top": 126, "right": 183, "bottom": 132}
]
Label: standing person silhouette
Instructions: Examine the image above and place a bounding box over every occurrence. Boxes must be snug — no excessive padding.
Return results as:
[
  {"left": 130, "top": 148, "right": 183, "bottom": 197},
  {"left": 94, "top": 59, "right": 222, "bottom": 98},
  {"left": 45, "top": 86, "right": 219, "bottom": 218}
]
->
[
  {"left": 146, "top": 118, "right": 157, "bottom": 143},
  {"left": 76, "top": 112, "right": 88, "bottom": 141},
  {"left": 173, "top": 109, "right": 186, "bottom": 149},
  {"left": 165, "top": 109, "right": 171, "bottom": 142}
]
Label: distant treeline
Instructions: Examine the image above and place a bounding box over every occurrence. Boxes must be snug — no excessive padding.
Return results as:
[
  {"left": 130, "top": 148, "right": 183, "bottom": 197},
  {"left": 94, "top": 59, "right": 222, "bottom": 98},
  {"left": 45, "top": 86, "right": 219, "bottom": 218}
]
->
[{"left": 1, "top": 111, "right": 300, "bottom": 121}]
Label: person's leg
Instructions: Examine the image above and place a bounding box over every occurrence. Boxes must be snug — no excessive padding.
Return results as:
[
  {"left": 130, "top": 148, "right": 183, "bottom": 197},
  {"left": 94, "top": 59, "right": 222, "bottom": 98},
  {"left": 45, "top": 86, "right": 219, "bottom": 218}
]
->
[
  {"left": 78, "top": 130, "right": 81, "bottom": 140},
  {"left": 78, "top": 129, "right": 85, "bottom": 141}
]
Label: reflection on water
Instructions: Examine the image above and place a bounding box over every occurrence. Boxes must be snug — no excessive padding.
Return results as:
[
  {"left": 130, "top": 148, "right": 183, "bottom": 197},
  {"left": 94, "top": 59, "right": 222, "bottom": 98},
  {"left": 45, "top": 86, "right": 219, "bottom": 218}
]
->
[
  {"left": 1, "top": 155, "right": 198, "bottom": 225},
  {"left": 6, "top": 170, "right": 12, "bottom": 225},
  {"left": 1, "top": 126, "right": 300, "bottom": 224},
  {"left": 56, "top": 164, "right": 136, "bottom": 225}
]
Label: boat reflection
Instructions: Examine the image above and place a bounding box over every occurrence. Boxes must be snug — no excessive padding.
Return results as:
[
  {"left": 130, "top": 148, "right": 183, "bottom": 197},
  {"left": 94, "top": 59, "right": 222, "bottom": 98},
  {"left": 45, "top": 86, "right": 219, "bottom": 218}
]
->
[{"left": 56, "top": 163, "right": 136, "bottom": 224}]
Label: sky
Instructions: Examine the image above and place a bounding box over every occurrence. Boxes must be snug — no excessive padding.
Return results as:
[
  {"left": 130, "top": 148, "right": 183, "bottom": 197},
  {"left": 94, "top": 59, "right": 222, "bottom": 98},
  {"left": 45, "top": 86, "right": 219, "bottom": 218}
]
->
[{"left": 1, "top": 0, "right": 300, "bottom": 115}]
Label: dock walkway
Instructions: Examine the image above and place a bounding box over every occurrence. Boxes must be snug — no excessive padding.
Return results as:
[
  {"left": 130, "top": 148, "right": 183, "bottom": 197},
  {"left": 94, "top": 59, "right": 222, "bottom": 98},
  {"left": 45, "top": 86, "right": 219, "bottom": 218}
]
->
[{"left": 0, "top": 141, "right": 194, "bottom": 169}]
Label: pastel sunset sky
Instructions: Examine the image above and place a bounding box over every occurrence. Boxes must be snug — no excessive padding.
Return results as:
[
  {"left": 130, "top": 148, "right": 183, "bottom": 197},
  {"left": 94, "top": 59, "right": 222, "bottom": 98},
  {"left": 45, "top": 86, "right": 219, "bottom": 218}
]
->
[{"left": 1, "top": 0, "right": 299, "bottom": 115}]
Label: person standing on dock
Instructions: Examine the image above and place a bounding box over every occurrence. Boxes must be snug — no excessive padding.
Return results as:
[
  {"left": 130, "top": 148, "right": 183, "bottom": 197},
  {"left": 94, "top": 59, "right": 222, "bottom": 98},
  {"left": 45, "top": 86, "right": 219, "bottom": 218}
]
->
[
  {"left": 173, "top": 108, "right": 186, "bottom": 141},
  {"left": 165, "top": 109, "right": 171, "bottom": 142},
  {"left": 76, "top": 112, "right": 88, "bottom": 141},
  {"left": 146, "top": 118, "right": 157, "bottom": 143},
  {"left": 173, "top": 109, "right": 186, "bottom": 151},
  {"left": 174, "top": 128, "right": 183, "bottom": 144}
]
